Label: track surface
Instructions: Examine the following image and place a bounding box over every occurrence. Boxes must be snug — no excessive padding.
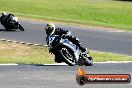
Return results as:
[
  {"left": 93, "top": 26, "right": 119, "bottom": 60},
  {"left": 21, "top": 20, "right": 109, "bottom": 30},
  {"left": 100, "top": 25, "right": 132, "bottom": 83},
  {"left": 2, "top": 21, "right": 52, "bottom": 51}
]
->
[
  {"left": 0, "top": 20, "right": 132, "bottom": 55},
  {"left": 0, "top": 22, "right": 132, "bottom": 88},
  {"left": 0, "top": 63, "right": 131, "bottom": 88}
]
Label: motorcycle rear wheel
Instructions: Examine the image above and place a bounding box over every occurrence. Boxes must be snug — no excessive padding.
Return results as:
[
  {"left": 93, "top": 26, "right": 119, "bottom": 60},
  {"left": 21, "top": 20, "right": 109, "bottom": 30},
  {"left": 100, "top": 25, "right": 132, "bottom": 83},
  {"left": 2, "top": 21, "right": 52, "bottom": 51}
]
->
[{"left": 84, "top": 56, "right": 93, "bottom": 66}]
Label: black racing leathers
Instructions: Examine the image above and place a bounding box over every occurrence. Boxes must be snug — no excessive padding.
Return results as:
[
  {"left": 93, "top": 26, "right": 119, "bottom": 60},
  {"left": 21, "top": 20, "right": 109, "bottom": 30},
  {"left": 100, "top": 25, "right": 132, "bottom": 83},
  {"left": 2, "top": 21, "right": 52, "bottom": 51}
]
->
[
  {"left": 46, "top": 28, "right": 86, "bottom": 52},
  {"left": 0, "top": 14, "right": 14, "bottom": 30},
  {"left": 46, "top": 28, "right": 86, "bottom": 63}
]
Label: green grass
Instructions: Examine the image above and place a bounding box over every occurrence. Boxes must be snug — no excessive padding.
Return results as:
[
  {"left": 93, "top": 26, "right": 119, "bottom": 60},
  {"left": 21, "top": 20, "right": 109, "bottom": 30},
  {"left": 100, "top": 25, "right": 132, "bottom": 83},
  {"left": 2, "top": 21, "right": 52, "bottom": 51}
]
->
[
  {"left": 0, "top": 41, "right": 132, "bottom": 64},
  {"left": 90, "top": 51, "right": 132, "bottom": 62},
  {"left": 0, "top": 0, "right": 132, "bottom": 30},
  {"left": 0, "top": 41, "right": 54, "bottom": 64}
]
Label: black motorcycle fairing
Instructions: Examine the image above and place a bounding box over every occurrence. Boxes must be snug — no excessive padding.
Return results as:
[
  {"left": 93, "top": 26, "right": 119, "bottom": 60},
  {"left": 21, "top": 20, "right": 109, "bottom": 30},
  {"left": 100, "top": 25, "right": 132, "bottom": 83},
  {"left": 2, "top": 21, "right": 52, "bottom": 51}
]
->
[
  {"left": 49, "top": 36, "right": 75, "bottom": 63},
  {"left": 0, "top": 14, "right": 24, "bottom": 31},
  {"left": 51, "top": 36, "right": 60, "bottom": 47},
  {"left": 47, "top": 34, "right": 93, "bottom": 66}
]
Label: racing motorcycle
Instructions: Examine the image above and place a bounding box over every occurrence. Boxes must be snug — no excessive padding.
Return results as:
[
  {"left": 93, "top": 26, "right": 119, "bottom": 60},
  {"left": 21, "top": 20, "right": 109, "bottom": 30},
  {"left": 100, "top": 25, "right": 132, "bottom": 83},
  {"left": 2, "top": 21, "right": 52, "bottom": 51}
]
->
[
  {"left": 47, "top": 34, "right": 93, "bottom": 66},
  {"left": 1, "top": 15, "right": 24, "bottom": 31}
]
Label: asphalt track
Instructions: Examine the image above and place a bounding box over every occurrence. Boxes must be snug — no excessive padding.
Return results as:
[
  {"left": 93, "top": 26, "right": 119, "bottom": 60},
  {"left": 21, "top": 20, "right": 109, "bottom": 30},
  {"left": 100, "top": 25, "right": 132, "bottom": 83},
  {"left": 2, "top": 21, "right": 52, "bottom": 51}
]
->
[
  {"left": 0, "top": 20, "right": 132, "bottom": 55},
  {"left": 0, "top": 63, "right": 131, "bottom": 88},
  {"left": 0, "top": 20, "right": 132, "bottom": 88}
]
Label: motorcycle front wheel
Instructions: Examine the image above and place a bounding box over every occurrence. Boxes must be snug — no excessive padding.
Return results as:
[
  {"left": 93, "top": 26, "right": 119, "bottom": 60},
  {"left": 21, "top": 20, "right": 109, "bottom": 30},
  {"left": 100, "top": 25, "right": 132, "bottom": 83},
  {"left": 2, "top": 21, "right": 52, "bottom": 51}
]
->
[
  {"left": 59, "top": 47, "right": 76, "bottom": 66},
  {"left": 18, "top": 24, "right": 24, "bottom": 31}
]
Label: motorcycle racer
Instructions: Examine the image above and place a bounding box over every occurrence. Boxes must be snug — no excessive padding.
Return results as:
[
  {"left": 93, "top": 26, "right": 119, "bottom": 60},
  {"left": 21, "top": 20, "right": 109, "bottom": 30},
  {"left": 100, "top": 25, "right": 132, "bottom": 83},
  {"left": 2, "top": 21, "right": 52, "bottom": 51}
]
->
[
  {"left": 0, "top": 12, "right": 24, "bottom": 31},
  {"left": 45, "top": 23, "right": 89, "bottom": 63},
  {"left": 45, "top": 23, "right": 87, "bottom": 52}
]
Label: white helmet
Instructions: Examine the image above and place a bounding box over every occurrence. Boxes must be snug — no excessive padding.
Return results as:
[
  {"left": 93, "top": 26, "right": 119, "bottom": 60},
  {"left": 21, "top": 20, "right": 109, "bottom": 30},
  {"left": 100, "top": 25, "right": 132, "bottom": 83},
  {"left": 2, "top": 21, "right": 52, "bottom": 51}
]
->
[{"left": 45, "top": 23, "right": 55, "bottom": 35}]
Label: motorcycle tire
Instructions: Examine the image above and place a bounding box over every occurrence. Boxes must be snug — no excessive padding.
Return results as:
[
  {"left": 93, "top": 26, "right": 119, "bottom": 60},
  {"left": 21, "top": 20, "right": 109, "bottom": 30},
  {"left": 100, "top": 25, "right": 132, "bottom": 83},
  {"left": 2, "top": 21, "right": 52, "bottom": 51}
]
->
[
  {"left": 84, "top": 56, "right": 93, "bottom": 66},
  {"left": 19, "top": 24, "right": 24, "bottom": 31},
  {"left": 59, "top": 47, "right": 76, "bottom": 66},
  {"left": 5, "top": 26, "right": 12, "bottom": 31},
  {"left": 6, "top": 28, "right": 11, "bottom": 31}
]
